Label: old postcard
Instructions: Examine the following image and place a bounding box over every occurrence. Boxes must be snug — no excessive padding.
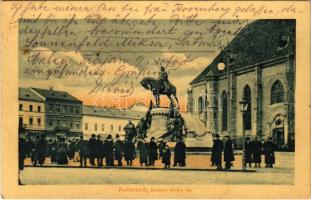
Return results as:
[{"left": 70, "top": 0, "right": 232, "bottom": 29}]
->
[{"left": 1, "top": 0, "right": 310, "bottom": 198}]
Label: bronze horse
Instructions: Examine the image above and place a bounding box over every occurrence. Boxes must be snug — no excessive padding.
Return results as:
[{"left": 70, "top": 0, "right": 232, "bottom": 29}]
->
[{"left": 140, "top": 77, "right": 179, "bottom": 108}]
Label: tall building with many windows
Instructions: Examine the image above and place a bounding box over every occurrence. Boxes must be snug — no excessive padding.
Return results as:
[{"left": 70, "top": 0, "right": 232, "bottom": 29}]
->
[
  {"left": 188, "top": 20, "right": 295, "bottom": 150},
  {"left": 31, "top": 87, "right": 83, "bottom": 138}
]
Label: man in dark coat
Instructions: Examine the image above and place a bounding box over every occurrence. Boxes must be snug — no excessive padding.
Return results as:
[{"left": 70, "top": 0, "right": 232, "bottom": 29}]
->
[
  {"left": 46, "top": 139, "right": 53, "bottom": 157},
  {"left": 50, "top": 139, "right": 57, "bottom": 164},
  {"left": 104, "top": 134, "right": 114, "bottom": 166},
  {"left": 68, "top": 139, "right": 76, "bottom": 160},
  {"left": 19, "top": 135, "right": 27, "bottom": 185},
  {"left": 124, "top": 137, "right": 135, "bottom": 166},
  {"left": 31, "top": 137, "right": 39, "bottom": 164},
  {"left": 162, "top": 145, "right": 171, "bottom": 168},
  {"left": 252, "top": 136, "right": 263, "bottom": 167},
  {"left": 173, "top": 138, "right": 186, "bottom": 167},
  {"left": 245, "top": 137, "right": 253, "bottom": 167},
  {"left": 263, "top": 137, "right": 275, "bottom": 168},
  {"left": 25, "top": 139, "right": 33, "bottom": 158},
  {"left": 148, "top": 137, "right": 158, "bottom": 166},
  {"left": 33, "top": 134, "right": 47, "bottom": 167},
  {"left": 224, "top": 136, "right": 235, "bottom": 169},
  {"left": 114, "top": 134, "right": 123, "bottom": 166},
  {"left": 138, "top": 138, "right": 148, "bottom": 166},
  {"left": 95, "top": 135, "right": 104, "bottom": 166},
  {"left": 211, "top": 134, "right": 223, "bottom": 170},
  {"left": 88, "top": 134, "right": 97, "bottom": 166},
  {"left": 158, "top": 140, "right": 166, "bottom": 158},
  {"left": 76, "top": 135, "right": 88, "bottom": 167}
]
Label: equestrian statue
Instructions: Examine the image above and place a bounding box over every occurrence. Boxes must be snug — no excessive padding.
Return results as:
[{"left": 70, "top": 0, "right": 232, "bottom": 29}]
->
[{"left": 140, "top": 66, "right": 179, "bottom": 109}]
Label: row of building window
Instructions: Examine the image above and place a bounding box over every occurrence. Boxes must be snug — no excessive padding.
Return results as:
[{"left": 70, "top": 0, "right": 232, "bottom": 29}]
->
[
  {"left": 84, "top": 123, "right": 122, "bottom": 132},
  {"left": 19, "top": 117, "right": 42, "bottom": 126},
  {"left": 19, "top": 117, "right": 81, "bottom": 129},
  {"left": 221, "top": 80, "right": 285, "bottom": 131},
  {"left": 198, "top": 80, "right": 285, "bottom": 114},
  {"left": 48, "top": 119, "right": 80, "bottom": 129},
  {"left": 196, "top": 80, "right": 285, "bottom": 132},
  {"left": 48, "top": 104, "right": 80, "bottom": 114},
  {"left": 221, "top": 86, "right": 252, "bottom": 131},
  {"left": 19, "top": 104, "right": 81, "bottom": 114},
  {"left": 19, "top": 104, "right": 41, "bottom": 112}
]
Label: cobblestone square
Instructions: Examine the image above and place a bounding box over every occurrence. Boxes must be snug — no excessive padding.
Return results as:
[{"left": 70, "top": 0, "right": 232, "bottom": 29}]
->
[{"left": 20, "top": 152, "right": 294, "bottom": 185}]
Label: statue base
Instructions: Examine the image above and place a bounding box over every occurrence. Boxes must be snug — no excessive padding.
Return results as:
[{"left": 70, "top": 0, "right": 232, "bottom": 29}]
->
[{"left": 147, "top": 107, "right": 170, "bottom": 140}]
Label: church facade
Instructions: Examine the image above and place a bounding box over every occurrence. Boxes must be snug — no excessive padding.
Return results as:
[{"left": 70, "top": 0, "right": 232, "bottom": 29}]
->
[{"left": 187, "top": 20, "right": 295, "bottom": 151}]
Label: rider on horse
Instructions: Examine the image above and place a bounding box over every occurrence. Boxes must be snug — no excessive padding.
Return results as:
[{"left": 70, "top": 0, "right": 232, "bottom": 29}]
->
[{"left": 158, "top": 66, "right": 169, "bottom": 93}]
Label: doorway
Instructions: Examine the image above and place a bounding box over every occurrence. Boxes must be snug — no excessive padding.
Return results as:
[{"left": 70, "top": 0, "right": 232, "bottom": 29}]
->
[
  {"left": 272, "top": 128, "right": 284, "bottom": 150},
  {"left": 19, "top": 117, "right": 23, "bottom": 128}
]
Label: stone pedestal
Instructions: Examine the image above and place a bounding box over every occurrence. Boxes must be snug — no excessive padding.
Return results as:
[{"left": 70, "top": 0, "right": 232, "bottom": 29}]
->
[{"left": 148, "top": 107, "right": 170, "bottom": 140}]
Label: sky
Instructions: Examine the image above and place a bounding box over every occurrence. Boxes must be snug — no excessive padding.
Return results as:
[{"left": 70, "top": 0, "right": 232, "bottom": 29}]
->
[{"left": 19, "top": 19, "right": 248, "bottom": 111}]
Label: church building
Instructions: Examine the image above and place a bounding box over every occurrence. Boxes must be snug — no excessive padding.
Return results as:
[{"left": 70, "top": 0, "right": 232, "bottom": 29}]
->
[{"left": 187, "top": 20, "right": 295, "bottom": 150}]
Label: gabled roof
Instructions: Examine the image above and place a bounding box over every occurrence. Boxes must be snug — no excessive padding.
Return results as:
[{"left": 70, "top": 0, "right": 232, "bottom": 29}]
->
[
  {"left": 83, "top": 105, "right": 145, "bottom": 120},
  {"left": 19, "top": 87, "right": 44, "bottom": 102},
  {"left": 31, "top": 87, "right": 82, "bottom": 103},
  {"left": 190, "top": 19, "right": 295, "bottom": 85}
]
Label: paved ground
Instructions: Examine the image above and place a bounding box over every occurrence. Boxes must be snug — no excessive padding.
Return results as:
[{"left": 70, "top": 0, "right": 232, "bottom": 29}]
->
[{"left": 20, "top": 152, "right": 294, "bottom": 185}]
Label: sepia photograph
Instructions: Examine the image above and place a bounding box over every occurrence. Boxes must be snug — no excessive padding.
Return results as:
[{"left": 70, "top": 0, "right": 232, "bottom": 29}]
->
[
  {"left": 1, "top": 1, "right": 310, "bottom": 198},
  {"left": 18, "top": 17, "right": 295, "bottom": 185}
]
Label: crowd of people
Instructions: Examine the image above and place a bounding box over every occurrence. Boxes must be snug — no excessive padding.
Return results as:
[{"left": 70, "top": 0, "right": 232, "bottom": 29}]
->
[
  {"left": 18, "top": 133, "right": 187, "bottom": 170},
  {"left": 211, "top": 134, "right": 277, "bottom": 170},
  {"left": 19, "top": 132, "right": 277, "bottom": 172}
]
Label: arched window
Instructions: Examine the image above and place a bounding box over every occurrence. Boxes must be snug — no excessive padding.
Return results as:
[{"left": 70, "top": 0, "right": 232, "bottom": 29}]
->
[
  {"left": 198, "top": 96, "right": 203, "bottom": 114},
  {"left": 222, "top": 91, "right": 227, "bottom": 131},
  {"left": 243, "top": 85, "right": 252, "bottom": 130},
  {"left": 271, "top": 80, "right": 285, "bottom": 104}
]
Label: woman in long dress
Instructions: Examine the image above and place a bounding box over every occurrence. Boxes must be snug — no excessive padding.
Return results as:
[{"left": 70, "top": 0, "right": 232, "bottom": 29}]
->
[{"left": 57, "top": 137, "right": 68, "bottom": 164}]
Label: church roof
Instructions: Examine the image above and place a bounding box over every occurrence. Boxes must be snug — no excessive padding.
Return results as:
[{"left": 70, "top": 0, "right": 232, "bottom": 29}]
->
[
  {"left": 83, "top": 105, "right": 145, "bottom": 120},
  {"left": 190, "top": 19, "right": 295, "bottom": 85}
]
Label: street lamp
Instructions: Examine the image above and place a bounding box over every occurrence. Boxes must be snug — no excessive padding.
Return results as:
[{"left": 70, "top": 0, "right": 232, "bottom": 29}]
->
[
  {"left": 239, "top": 97, "right": 248, "bottom": 171},
  {"left": 217, "top": 48, "right": 236, "bottom": 136}
]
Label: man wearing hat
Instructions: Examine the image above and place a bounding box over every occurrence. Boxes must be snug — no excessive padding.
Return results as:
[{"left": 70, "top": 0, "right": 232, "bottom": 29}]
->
[
  {"left": 245, "top": 137, "right": 253, "bottom": 167},
  {"left": 33, "top": 134, "right": 47, "bottom": 167},
  {"left": 252, "top": 136, "right": 263, "bottom": 167},
  {"left": 95, "top": 135, "right": 104, "bottom": 166},
  {"left": 211, "top": 134, "right": 223, "bottom": 170},
  {"left": 104, "top": 134, "right": 114, "bottom": 166},
  {"left": 114, "top": 134, "right": 123, "bottom": 166},
  {"left": 138, "top": 138, "right": 148, "bottom": 166},
  {"left": 224, "top": 135, "right": 235, "bottom": 170},
  {"left": 88, "top": 134, "right": 97, "bottom": 166},
  {"left": 263, "top": 137, "right": 275, "bottom": 168},
  {"left": 76, "top": 135, "right": 88, "bottom": 167},
  {"left": 148, "top": 137, "right": 158, "bottom": 166},
  {"left": 124, "top": 136, "right": 135, "bottom": 166},
  {"left": 173, "top": 137, "right": 186, "bottom": 167}
]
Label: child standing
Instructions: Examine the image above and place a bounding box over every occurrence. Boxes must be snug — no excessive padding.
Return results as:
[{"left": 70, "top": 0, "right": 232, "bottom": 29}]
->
[{"left": 162, "top": 145, "right": 171, "bottom": 168}]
